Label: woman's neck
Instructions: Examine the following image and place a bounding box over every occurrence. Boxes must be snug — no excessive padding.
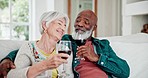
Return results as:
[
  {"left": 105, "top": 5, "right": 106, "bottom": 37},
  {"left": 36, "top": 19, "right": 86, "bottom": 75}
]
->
[{"left": 36, "top": 34, "right": 59, "bottom": 54}]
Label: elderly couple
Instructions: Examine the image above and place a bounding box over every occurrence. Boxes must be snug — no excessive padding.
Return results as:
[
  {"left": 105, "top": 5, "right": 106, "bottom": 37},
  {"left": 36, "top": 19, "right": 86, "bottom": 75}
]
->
[{"left": 0, "top": 10, "right": 130, "bottom": 78}]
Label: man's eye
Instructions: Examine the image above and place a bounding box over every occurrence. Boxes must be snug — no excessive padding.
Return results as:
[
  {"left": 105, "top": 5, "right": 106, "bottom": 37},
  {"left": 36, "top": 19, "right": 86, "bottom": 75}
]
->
[
  {"left": 85, "top": 21, "right": 89, "bottom": 25},
  {"left": 76, "top": 20, "right": 80, "bottom": 22}
]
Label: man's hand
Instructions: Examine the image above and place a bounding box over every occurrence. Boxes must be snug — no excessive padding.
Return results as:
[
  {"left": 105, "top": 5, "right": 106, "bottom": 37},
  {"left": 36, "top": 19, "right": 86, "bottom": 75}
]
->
[
  {"left": 76, "top": 44, "right": 99, "bottom": 62},
  {"left": 0, "top": 59, "right": 16, "bottom": 76}
]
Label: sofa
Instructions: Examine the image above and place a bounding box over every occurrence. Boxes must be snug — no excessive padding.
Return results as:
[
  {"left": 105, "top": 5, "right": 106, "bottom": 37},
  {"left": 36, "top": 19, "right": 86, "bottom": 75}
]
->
[{"left": 0, "top": 33, "right": 148, "bottom": 78}]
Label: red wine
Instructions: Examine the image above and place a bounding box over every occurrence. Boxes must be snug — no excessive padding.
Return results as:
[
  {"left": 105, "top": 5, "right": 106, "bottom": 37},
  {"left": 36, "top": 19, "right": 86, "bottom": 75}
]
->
[
  {"left": 75, "top": 39, "right": 86, "bottom": 46},
  {"left": 58, "top": 50, "right": 71, "bottom": 59}
]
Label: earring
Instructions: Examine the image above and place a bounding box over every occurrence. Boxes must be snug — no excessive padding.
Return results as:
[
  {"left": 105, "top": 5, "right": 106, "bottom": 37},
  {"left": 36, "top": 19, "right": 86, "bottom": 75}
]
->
[{"left": 44, "top": 30, "right": 47, "bottom": 33}]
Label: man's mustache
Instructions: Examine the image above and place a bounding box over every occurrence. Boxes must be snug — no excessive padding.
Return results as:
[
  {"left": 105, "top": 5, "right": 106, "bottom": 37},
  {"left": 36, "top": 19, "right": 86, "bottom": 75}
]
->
[{"left": 75, "top": 27, "right": 86, "bottom": 33}]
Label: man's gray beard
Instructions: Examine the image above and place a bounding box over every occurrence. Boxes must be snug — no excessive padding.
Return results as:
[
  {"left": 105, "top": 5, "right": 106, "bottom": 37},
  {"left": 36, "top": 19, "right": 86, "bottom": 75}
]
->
[{"left": 72, "top": 28, "right": 93, "bottom": 40}]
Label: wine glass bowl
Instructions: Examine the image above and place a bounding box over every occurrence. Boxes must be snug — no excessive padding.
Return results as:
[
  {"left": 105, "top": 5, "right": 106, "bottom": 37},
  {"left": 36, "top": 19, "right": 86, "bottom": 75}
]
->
[
  {"left": 74, "top": 39, "right": 86, "bottom": 46},
  {"left": 73, "top": 33, "right": 86, "bottom": 60},
  {"left": 58, "top": 50, "right": 71, "bottom": 59},
  {"left": 73, "top": 33, "right": 86, "bottom": 46}
]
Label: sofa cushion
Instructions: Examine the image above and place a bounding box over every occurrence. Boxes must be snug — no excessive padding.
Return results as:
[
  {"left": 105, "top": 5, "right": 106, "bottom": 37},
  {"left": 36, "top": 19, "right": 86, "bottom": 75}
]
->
[
  {"left": 110, "top": 42, "right": 148, "bottom": 78},
  {"left": 0, "top": 40, "right": 26, "bottom": 60}
]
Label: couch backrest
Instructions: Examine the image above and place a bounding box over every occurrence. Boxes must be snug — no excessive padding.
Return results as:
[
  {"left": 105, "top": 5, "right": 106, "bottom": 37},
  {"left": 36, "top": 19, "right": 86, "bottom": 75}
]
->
[
  {"left": 0, "top": 40, "right": 27, "bottom": 60},
  {"left": 110, "top": 42, "right": 148, "bottom": 78},
  {"left": 97, "top": 33, "right": 148, "bottom": 43},
  {"left": 97, "top": 33, "right": 148, "bottom": 78}
]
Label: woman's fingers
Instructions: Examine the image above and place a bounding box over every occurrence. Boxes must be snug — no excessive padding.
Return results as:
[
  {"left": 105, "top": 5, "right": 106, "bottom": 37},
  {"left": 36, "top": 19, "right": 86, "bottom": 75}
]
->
[
  {"left": 57, "top": 53, "right": 69, "bottom": 59},
  {"left": 45, "top": 53, "right": 69, "bottom": 69}
]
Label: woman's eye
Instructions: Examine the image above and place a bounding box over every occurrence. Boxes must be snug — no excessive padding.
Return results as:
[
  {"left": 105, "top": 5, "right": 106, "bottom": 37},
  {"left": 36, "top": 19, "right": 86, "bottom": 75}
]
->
[
  {"left": 58, "top": 23, "right": 62, "bottom": 25},
  {"left": 58, "top": 23, "right": 66, "bottom": 27}
]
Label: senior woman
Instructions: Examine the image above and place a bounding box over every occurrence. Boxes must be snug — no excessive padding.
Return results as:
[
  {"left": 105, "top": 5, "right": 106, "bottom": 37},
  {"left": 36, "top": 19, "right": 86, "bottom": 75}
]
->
[{"left": 7, "top": 11, "right": 73, "bottom": 78}]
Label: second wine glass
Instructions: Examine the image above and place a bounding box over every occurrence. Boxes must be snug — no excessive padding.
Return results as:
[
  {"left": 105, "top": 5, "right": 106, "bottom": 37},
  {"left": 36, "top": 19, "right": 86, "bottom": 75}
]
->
[{"left": 73, "top": 33, "right": 86, "bottom": 60}]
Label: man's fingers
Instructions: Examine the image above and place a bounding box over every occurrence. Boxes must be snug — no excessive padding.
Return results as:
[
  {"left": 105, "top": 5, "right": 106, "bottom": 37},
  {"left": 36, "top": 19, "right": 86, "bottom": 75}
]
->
[
  {"left": 77, "top": 50, "right": 87, "bottom": 56},
  {"left": 78, "top": 48, "right": 86, "bottom": 53},
  {"left": 77, "top": 47, "right": 87, "bottom": 55},
  {"left": 10, "top": 62, "right": 16, "bottom": 69},
  {"left": 2, "top": 69, "right": 8, "bottom": 76},
  {"left": 11, "top": 65, "right": 16, "bottom": 69},
  {"left": 2, "top": 63, "right": 8, "bottom": 69},
  {"left": 77, "top": 46, "right": 87, "bottom": 50}
]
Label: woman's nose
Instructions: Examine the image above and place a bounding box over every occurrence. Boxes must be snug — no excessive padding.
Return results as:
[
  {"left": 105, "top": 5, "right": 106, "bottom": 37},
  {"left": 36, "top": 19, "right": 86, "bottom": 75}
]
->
[{"left": 61, "top": 25, "right": 65, "bottom": 32}]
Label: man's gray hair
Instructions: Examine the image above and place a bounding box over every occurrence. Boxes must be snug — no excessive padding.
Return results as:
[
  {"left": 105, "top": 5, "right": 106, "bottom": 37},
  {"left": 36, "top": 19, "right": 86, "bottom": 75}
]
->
[{"left": 39, "top": 11, "right": 69, "bottom": 34}]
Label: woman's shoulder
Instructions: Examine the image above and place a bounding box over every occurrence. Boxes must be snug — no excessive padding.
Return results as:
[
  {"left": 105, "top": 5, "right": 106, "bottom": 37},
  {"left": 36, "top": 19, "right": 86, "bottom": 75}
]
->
[{"left": 18, "top": 41, "right": 36, "bottom": 54}]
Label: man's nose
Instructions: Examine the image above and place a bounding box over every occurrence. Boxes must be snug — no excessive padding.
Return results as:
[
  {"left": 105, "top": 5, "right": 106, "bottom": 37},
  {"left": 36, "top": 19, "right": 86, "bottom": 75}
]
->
[{"left": 77, "top": 21, "right": 84, "bottom": 27}]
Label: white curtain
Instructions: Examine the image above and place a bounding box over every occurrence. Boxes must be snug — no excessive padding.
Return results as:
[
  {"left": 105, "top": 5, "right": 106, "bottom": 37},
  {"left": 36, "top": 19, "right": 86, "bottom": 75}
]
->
[{"left": 97, "top": 0, "right": 122, "bottom": 37}]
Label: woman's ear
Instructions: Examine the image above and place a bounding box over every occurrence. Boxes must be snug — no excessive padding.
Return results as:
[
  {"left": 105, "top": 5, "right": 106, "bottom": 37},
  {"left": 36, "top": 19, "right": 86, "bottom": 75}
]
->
[{"left": 42, "top": 21, "right": 47, "bottom": 31}]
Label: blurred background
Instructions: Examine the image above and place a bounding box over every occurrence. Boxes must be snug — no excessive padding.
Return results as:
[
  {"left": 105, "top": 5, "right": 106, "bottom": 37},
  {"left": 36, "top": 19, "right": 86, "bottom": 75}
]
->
[{"left": 0, "top": 0, "right": 148, "bottom": 41}]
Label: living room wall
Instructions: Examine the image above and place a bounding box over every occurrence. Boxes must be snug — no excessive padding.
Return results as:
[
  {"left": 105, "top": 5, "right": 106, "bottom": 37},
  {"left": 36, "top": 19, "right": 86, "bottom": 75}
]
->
[
  {"left": 54, "top": 0, "right": 122, "bottom": 37},
  {"left": 31, "top": 0, "right": 122, "bottom": 40}
]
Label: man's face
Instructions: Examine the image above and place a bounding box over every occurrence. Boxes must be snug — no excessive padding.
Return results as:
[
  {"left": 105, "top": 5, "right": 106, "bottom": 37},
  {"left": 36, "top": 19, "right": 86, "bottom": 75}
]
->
[
  {"left": 72, "top": 11, "right": 96, "bottom": 39},
  {"left": 74, "top": 14, "right": 92, "bottom": 34}
]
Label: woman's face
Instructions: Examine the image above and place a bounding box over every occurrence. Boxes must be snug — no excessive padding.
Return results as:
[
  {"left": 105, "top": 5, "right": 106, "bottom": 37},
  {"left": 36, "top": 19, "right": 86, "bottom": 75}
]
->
[{"left": 47, "top": 18, "right": 66, "bottom": 40}]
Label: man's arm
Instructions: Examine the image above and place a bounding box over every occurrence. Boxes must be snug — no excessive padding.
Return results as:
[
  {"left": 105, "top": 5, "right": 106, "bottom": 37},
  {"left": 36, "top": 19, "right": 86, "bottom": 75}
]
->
[
  {"left": 1, "top": 49, "right": 19, "bottom": 63},
  {"left": 96, "top": 40, "right": 130, "bottom": 78},
  {"left": 0, "top": 49, "right": 19, "bottom": 77}
]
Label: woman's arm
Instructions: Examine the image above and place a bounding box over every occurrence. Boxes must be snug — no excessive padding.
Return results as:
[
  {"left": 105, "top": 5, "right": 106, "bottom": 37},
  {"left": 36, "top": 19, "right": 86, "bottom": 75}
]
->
[
  {"left": 7, "top": 42, "right": 69, "bottom": 78},
  {"left": 7, "top": 43, "right": 33, "bottom": 78}
]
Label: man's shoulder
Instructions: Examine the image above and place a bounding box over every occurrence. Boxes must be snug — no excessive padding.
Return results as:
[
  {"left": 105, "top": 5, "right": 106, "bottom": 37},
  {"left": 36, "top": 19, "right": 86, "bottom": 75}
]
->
[
  {"left": 100, "top": 39, "right": 110, "bottom": 45},
  {"left": 63, "top": 34, "right": 71, "bottom": 37},
  {"left": 62, "top": 34, "right": 73, "bottom": 40},
  {"left": 93, "top": 37, "right": 110, "bottom": 45}
]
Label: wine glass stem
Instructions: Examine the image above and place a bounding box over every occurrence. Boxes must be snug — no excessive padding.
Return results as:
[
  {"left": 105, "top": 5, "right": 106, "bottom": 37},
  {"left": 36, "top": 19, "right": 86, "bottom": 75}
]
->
[
  {"left": 63, "top": 63, "right": 66, "bottom": 72},
  {"left": 63, "top": 63, "right": 66, "bottom": 78}
]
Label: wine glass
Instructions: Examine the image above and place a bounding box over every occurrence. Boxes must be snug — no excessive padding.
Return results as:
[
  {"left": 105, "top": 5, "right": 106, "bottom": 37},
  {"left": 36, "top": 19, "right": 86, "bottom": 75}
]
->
[
  {"left": 74, "top": 34, "right": 86, "bottom": 46},
  {"left": 56, "top": 40, "right": 72, "bottom": 78},
  {"left": 73, "top": 33, "right": 86, "bottom": 60}
]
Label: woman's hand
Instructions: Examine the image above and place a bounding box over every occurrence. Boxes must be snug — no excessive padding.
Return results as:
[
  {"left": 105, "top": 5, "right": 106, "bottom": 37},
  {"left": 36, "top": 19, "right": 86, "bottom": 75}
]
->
[
  {"left": 27, "top": 53, "right": 69, "bottom": 78},
  {"left": 44, "top": 53, "right": 69, "bottom": 69}
]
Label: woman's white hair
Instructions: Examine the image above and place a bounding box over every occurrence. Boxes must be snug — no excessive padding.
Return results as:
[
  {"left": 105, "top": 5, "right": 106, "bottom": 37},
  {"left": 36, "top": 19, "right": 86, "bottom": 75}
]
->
[{"left": 39, "top": 11, "right": 69, "bottom": 34}]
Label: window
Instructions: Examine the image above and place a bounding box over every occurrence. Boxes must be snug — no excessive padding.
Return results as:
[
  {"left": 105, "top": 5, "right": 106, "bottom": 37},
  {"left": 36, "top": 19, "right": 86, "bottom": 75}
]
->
[{"left": 0, "top": 0, "right": 30, "bottom": 40}]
